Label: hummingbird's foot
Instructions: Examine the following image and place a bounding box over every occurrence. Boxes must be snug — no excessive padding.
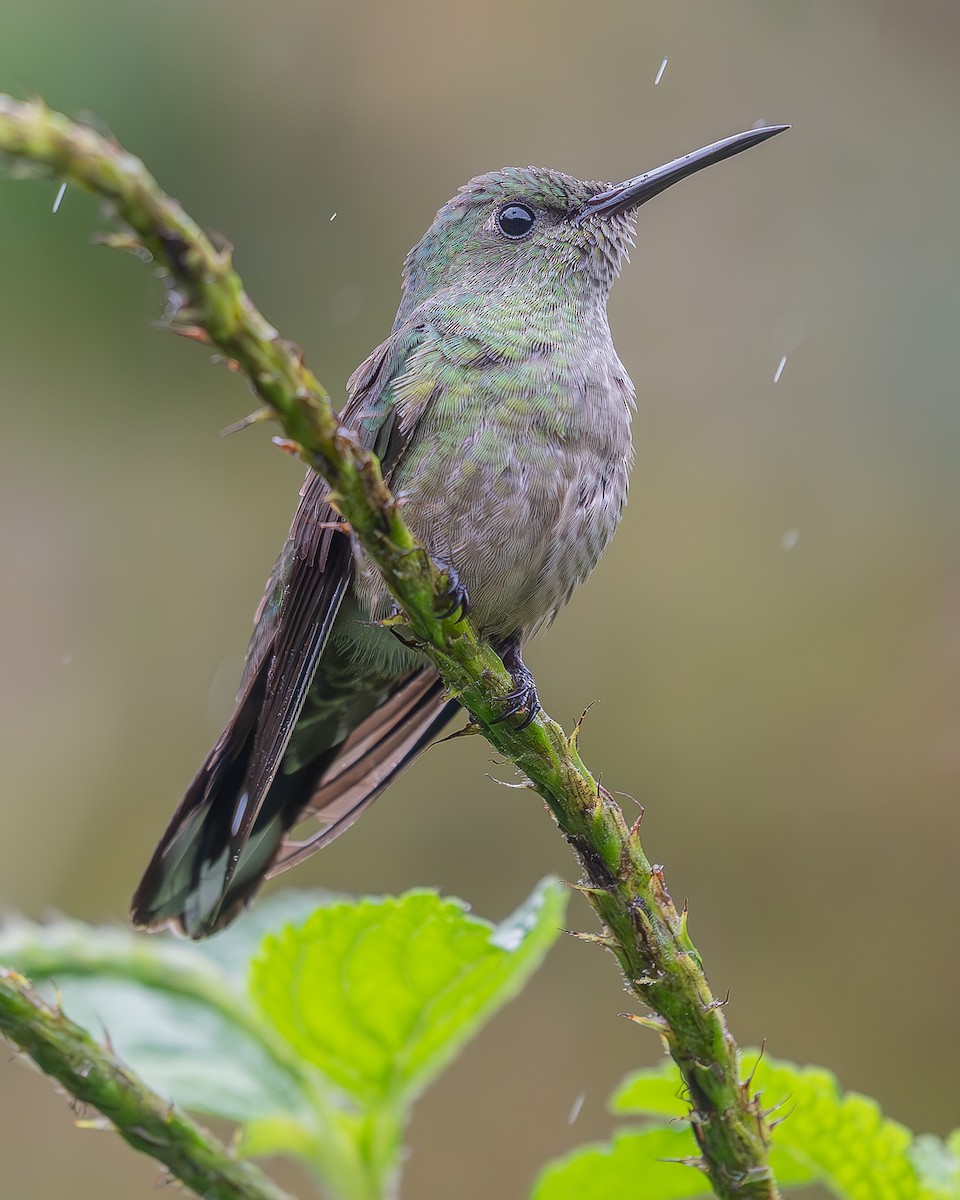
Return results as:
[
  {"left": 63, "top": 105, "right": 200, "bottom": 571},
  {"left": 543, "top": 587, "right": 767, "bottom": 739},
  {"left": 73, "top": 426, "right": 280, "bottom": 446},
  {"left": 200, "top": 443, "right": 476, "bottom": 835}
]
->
[
  {"left": 491, "top": 635, "right": 541, "bottom": 730},
  {"left": 433, "top": 558, "right": 471, "bottom": 621}
]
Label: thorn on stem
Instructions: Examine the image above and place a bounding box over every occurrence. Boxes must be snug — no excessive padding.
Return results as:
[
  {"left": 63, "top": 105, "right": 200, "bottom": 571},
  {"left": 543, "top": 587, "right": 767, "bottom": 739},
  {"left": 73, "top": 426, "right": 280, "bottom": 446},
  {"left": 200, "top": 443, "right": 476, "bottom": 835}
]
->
[
  {"left": 761, "top": 1097, "right": 792, "bottom": 1121},
  {"left": 324, "top": 492, "right": 346, "bottom": 518},
  {"left": 564, "top": 880, "right": 615, "bottom": 897},
  {"left": 75, "top": 1116, "right": 112, "bottom": 1132},
  {"left": 219, "top": 408, "right": 272, "bottom": 437},
  {"left": 567, "top": 702, "right": 596, "bottom": 751},
  {"left": 483, "top": 772, "right": 534, "bottom": 791},
  {"left": 564, "top": 928, "right": 614, "bottom": 947},
  {"left": 209, "top": 353, "right": 242, "bottom": 373},
  {"left": 660, "top": 1155, "right": 708, "bottom": 1172},
  {"left": 96, "top": 231, "right": 153, "bottom": 262},
  {"left": 431, "top": 720, "right": 480, "bottom": 746},
  {"left": 743, "top": 1040, "right": 767, "bottom": 1090},
  {"left": 765, "top": 1102, "right": 796, "bottom": 1131},
  {"left": 620, "top": 1011, "right": 670, "bottom": 1033},
  {"left": 159, "top": 323, "right": 210, "bottom": 344},
  {"left": 597, "top": 779, "right": 617, "bottom": 804},
  {"left": 207, "top": 228, "right": 234, "bottom": 258},
  {"left": 678, "top": 901, "right": 695, "bottom": 946}
]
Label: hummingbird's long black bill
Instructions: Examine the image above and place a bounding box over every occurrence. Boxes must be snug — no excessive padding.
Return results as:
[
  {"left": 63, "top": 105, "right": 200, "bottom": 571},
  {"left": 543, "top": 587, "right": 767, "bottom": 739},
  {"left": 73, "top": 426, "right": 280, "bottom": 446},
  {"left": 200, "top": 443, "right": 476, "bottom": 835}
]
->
[{"left": 576, "top": 124, "right": 790, "bottom": 223}]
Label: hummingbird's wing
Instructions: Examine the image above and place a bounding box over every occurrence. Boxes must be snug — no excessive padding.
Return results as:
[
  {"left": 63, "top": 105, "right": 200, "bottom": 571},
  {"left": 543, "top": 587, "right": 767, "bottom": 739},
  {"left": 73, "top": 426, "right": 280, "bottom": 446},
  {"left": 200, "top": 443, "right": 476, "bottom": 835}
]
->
[
  {"left": 131, "top": 328, "right": 456, "bottom": 937},
  {"left": 129, "top": 470, "right": 353, "bottom": 936}
]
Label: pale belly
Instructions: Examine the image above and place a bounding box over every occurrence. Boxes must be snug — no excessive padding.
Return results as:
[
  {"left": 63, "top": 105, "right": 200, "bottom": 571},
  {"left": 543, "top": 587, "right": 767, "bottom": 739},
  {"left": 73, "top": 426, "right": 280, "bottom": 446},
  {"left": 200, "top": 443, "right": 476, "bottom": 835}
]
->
[{"left": 352, "top": 410, "right": 631, "bottom": 642}]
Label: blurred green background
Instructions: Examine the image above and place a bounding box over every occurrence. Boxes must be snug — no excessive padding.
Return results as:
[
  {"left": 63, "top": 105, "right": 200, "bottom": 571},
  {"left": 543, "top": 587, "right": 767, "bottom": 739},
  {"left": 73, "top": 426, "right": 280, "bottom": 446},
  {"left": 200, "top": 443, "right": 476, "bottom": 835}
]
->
[{"left": 2, "top": 1, "right": 958, "bottom": 1196}]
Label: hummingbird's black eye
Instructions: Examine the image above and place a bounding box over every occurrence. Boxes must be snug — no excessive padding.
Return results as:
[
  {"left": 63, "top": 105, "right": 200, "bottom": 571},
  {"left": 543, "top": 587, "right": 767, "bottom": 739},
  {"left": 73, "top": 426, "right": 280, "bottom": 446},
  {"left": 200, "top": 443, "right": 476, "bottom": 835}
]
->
[{"left": 497, "top": 203, "right": 536, "bottom": 239}]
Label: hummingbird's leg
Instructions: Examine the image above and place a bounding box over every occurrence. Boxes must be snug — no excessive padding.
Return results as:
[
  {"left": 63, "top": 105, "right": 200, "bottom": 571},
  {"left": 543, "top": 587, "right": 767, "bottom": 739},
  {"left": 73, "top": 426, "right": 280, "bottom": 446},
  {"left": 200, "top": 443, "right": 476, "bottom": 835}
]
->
[
  {"left": 491, "top": 632, "right": 541, "bottom": 730},
  {"left": 432, "top": 557, "right": 471, "bottom": 620}
]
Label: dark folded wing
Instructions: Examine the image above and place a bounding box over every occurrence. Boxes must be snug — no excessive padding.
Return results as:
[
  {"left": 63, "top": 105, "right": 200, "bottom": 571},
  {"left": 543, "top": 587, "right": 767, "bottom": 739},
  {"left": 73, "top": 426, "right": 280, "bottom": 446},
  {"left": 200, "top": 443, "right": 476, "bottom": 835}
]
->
[
  {"left": 130, "top": 471, "right": 353, "bottom": 932},
  {"left": 131, "top": 326, "right": 428, "bottom": 935}
]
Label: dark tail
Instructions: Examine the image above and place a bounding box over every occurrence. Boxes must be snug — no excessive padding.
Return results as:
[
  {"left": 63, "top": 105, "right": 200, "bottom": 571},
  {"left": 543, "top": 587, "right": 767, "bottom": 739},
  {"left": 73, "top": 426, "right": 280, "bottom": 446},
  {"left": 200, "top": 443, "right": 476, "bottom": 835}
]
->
[{"left": 131, "top": 668, "right": 458, "bottom": 938}]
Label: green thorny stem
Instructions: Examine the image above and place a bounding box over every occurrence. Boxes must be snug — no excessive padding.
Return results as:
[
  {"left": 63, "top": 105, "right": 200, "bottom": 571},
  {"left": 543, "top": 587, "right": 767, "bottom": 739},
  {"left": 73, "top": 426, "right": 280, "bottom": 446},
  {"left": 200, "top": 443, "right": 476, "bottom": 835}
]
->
[
  {"left": 0, "top": 969, "right": 294, "bottom": 1200},
  {"left": 0, "top": 95, "right": 780, "bottom": 1200}
]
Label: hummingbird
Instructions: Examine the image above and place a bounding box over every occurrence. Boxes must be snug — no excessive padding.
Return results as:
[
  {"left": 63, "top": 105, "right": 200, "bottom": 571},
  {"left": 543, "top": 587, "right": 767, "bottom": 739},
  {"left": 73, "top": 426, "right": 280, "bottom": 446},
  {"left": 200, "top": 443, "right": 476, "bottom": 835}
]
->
[{"left": 132, "top": 125, "right": 787, "bottom": 938}]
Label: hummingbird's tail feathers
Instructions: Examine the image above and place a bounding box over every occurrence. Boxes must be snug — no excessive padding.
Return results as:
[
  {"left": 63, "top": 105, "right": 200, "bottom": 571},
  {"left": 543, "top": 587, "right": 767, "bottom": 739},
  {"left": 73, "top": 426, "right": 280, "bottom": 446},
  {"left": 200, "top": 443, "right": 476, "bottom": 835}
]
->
[
  {"left": 268, "top": 668, "right": 459, "bottom": 877},
  {"left": 130, "top": 666, "right": 457, "bottom": 939},
  {"left": 129, "top": 667, "right": 279, "bottom": 937},
  {"left": 131, "top": 472, "right": 362, "bottom": 938}
]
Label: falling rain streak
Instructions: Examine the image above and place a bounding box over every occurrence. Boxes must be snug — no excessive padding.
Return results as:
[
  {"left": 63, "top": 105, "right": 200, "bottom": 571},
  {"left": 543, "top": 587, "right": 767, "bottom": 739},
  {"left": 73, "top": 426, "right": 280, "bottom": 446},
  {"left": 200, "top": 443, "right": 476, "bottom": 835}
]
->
[
  {"left": 773, "top": 354, "right": 787, "bottom": 383},
  {"left": 52, "top": 181, "right": 66, "bottom": 213},
  {"left": 654, "top": 56, "right": 668, "bottom": 86}
]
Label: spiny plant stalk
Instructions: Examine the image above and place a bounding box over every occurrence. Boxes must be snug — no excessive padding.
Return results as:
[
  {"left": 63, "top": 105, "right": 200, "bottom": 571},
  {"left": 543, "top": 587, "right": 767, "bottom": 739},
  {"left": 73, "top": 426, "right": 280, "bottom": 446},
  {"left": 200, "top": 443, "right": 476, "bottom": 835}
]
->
[
  {"left": 0, "top": 969, "right": 295, "bottom": 1200},
  {"left": 0, "top": 94, "right": 779, "bottom": 1199}
]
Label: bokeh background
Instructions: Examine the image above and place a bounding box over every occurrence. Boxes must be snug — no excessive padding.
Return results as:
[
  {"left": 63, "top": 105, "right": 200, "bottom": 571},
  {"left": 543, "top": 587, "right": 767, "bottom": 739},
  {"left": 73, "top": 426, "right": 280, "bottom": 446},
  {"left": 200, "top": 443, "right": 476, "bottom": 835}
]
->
[{"left": 2, "top": 2, "right": 958, "bottom": 1196}]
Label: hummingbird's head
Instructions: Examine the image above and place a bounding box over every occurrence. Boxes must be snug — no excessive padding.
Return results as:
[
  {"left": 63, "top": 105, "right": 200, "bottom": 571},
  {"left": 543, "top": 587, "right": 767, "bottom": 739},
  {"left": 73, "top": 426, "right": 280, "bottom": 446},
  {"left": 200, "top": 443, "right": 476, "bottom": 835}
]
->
[{"left": 396, "top": 126, "right": 788, "bottom": 322}]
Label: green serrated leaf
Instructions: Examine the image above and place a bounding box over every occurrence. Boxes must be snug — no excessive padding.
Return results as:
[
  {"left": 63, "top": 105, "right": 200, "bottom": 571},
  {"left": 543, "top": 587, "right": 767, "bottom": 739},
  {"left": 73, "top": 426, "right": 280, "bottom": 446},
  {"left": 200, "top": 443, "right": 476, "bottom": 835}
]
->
[
  {"left": 530, "top": 1125, "right": 710, "bottom": 1200},
  {"left": 239, "top": 1113, "right": 329, "bottom": 1160},
  {"left": 197, "top": 888, "right": 346, "bottom": 981},
  {"left": 533, "top": 1064, "right": 813, "bottom": 1200},
  {"left": 610, "top": 1051, "right": 960, "bottom": 1200},
  {"left": 45, "top": 978, "right": 309, "bottom": 1121},
  {"left": 0, "top": 911, "right": 320, "bottom": 1123},
  {"left": 250, "top": 877, "right": 567, "bottom": 1105},
  {"left": 609, "top": 1055, "right": 689, "bottom": 1119},
  {"left": 909, "top": 1135, "right": 960, "bottom": 1198}
]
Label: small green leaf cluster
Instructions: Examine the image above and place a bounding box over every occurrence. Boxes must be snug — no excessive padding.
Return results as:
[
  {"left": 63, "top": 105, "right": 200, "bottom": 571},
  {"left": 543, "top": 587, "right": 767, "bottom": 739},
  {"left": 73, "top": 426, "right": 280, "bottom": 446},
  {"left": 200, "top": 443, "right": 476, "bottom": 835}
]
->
[
  {"left": 0, "top": 879, "right": 567, "bottom": 1200},
  {"left": 532, "top": 1052, "right": 960, "bottom": 1200}
]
